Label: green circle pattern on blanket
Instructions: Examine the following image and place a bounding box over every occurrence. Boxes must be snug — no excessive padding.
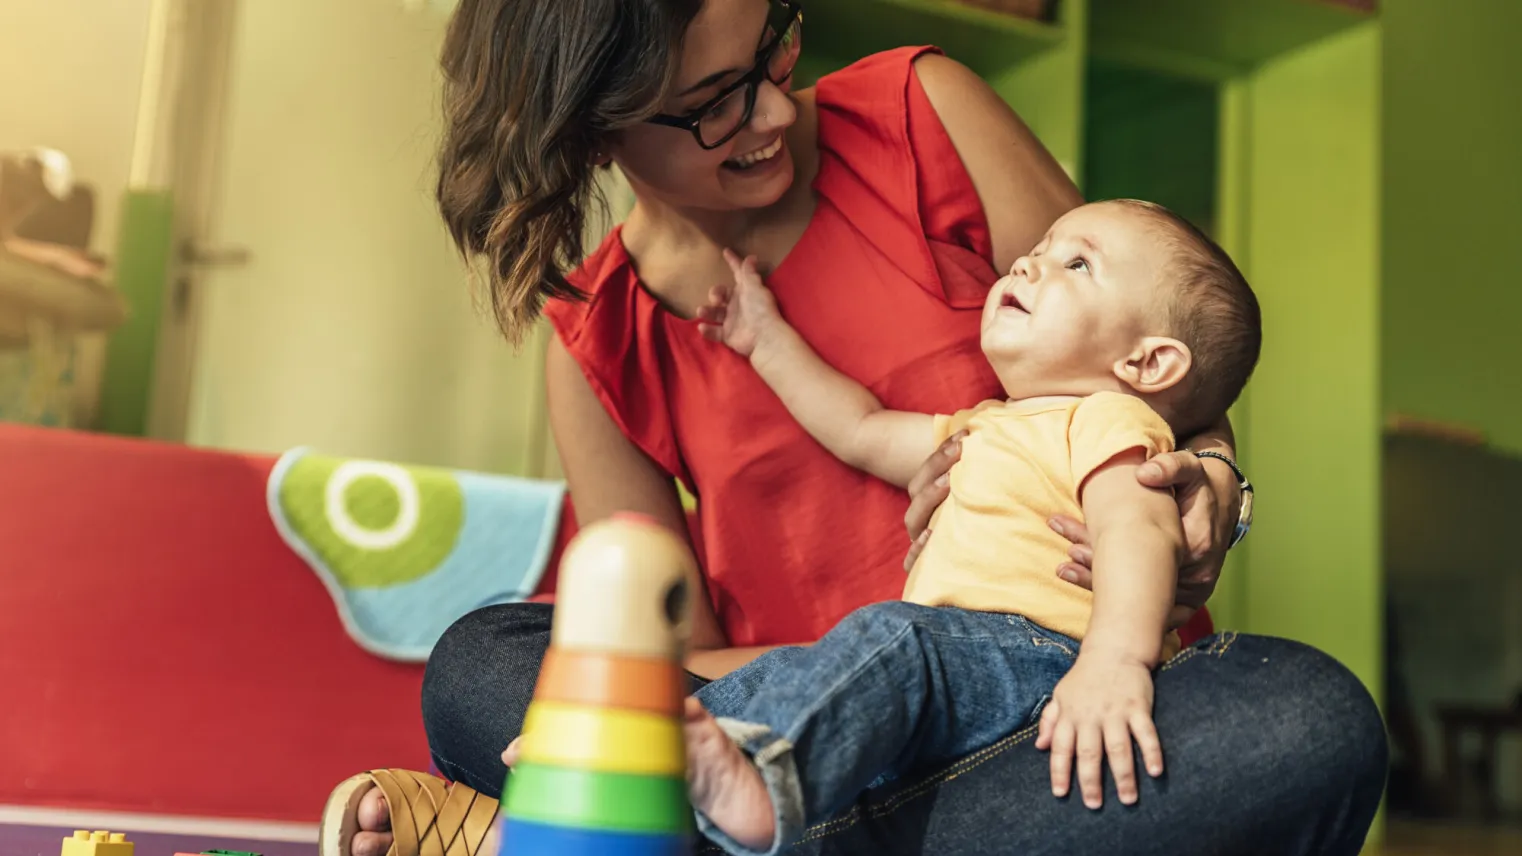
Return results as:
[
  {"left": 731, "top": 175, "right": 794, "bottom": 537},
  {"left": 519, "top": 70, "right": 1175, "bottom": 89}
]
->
[{"left": 279, "top": 453, "right": 465, "bottom": 588}]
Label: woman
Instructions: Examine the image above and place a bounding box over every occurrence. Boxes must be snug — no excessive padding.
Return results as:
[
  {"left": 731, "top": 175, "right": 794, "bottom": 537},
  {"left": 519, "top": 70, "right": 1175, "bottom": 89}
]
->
[{"left": 323, "top": 1, "right": 1387, "bottom": 854}]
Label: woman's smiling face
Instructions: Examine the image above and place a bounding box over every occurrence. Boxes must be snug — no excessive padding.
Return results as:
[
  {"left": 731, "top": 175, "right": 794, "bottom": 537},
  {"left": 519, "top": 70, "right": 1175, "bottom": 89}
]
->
[{"left": 610, "top": 0, "right": 803, "bottom": 214}]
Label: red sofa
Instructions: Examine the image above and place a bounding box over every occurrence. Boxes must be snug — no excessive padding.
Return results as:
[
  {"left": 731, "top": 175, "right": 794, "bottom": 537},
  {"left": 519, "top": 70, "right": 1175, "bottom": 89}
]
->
[
  {"left": 0, "top": 424, "right": 574, "bottom": 821},
  {"left": 0, "top": 423, "right": 1211, "bottom": 823}
]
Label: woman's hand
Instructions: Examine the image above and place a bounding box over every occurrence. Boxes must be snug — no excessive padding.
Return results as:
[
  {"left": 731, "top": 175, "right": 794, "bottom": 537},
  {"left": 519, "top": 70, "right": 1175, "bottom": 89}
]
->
[
  {"left": 902, "top": 431, "right": 966, "bottom": 572},
  {"left": 1050, "top": 451, "right": 1240, "bottom": 629}
]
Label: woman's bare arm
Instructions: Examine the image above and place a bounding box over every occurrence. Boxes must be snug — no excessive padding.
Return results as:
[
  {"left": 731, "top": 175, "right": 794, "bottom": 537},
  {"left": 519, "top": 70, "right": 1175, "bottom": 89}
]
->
[
  {"left": 547, "top": 335, "right": 779, "bottom": 676},
  {"left": 912, "top": 54, "right": 1083, "bottom": 273},
  {"left": 547, "top": 336, "right": 722, "bottom": 648}
]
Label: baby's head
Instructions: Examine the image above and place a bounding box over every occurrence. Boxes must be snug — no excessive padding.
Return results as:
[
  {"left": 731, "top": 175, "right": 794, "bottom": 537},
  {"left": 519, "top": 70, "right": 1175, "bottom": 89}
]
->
[{"left": 981, "top": 199, "right": 1261, "bottom": 436}]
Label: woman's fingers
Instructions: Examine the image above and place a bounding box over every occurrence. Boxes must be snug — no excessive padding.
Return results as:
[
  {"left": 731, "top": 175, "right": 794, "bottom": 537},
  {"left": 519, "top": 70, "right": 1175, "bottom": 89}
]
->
[
  {"left": 1056, "top": 562, "right": 1093, "bottom": 589},
  {"left": 501, "top": 736, "right": 523, "bottom": 767},
  {"left": 1048, "top": 515, "right": 1091, "bottom": 546},
  {"left": 904, "top": 433, "right": 963, "bottom": 541},
  {"left": 903, "top": 473, "right": 950, "bottom": 545},
  {"left": 903, "top": 528, "right": 931, "bottom": 573},
  {"left": 1067, "top": 543, "right": 1094, "bottom": 567},
  {"left": 1136, "top": 450, "right": 1205, "bottom": 488},
  {"left": 906, "top": 432, "right": 962, "bottom": 497}
]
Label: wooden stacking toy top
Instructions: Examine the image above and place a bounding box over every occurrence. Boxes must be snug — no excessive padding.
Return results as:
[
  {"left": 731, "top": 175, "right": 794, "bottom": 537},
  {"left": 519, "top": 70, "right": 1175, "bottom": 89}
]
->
[
  {"left": 549, "top": 513, "right": 700, "bottom": 661},
  {"left": 497, "top": 514, "right": 699, "bottom": 855}
]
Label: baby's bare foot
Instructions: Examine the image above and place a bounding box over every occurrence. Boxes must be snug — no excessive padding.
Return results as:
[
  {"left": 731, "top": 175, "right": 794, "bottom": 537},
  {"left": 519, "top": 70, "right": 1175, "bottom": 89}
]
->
[
  {"left": 683, "top": 698, "right": 775, "bottom": 852},
  {"left": 351, "top": 787, "right": 393, "bottom": 856}
]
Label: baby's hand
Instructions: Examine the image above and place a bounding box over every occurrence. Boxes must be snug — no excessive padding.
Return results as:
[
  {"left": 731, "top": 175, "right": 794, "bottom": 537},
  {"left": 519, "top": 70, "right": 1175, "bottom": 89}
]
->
[
  {"left": 1035, "top": 655, "right": 1163, "bottom": 809},
  {"left": 696, "top": 250, "right": 781, "bottom": 358}
]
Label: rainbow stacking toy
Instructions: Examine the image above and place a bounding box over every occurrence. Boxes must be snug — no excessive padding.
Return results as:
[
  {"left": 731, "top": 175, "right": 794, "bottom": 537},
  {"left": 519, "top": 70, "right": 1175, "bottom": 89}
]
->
[{"left": 496, "top": 514, "right": 699, "bottom": 856}]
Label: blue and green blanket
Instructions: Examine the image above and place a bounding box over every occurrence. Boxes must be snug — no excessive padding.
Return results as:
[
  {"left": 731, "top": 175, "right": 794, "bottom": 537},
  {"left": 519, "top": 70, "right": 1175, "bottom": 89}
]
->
[{"left": 266, "top": 448, "right": 565, "bottom": 661}]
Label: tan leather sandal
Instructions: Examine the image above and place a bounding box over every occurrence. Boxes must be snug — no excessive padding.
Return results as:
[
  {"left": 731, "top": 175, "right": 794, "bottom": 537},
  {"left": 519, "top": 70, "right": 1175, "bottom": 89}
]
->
[{"left": 319, "top": 769, "right": 499, "bottom": 856}]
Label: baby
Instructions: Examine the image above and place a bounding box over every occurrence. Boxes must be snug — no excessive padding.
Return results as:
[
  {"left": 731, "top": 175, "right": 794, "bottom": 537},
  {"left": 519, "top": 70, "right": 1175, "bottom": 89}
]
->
[{"left": 685, "top": 199, "right": 1262, "bottom": 855}]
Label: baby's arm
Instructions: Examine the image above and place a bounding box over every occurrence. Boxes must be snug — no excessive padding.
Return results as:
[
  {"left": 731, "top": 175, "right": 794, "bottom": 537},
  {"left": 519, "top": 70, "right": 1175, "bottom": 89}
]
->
[
  {"left": 1074, "top": 450, "right": 1181, "bottom": 666},
  {"left": 1036, "top": 447, "right": 1182, "bottom": 810},
  {"left": 696, "top": 252, "right": 935, "bottom": 488}
]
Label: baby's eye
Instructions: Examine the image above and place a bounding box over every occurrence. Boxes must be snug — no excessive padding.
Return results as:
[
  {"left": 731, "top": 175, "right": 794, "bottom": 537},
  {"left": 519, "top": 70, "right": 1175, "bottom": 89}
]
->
[{"left": 1067, "top": 257, "right": 1090, "bottom": 274}]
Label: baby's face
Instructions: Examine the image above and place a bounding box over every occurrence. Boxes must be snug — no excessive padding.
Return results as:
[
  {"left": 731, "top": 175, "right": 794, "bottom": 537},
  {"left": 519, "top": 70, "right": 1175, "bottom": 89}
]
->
[{"left": 981, "top": 202, "right": 1172, "bottom": 395}]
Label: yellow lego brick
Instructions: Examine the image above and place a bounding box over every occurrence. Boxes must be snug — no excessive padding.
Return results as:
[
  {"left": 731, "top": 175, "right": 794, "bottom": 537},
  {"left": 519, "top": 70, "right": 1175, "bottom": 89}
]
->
[{"left": 60, "top": 830, "right": 134, "bottom": 856}]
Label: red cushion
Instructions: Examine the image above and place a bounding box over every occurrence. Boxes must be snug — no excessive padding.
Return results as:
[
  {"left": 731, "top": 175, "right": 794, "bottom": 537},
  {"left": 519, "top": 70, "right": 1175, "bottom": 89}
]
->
[{"left": 0, "top": 425, "right": 428, "bottom": 820}]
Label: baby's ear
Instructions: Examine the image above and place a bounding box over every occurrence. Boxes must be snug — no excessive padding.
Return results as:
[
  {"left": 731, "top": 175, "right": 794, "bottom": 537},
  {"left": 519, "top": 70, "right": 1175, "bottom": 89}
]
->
[{"left": 1112, "top": 337, "right": 1192, "bottom": 394}]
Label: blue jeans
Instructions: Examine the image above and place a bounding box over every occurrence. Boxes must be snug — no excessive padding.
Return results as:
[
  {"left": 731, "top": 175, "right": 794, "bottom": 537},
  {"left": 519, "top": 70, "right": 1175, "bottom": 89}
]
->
[
  {"left": 423, "top": 603, "right": 1387, "bottom": 855},
  {"left": 694, "top": 602, "right": 1079, "bottom": 856}
]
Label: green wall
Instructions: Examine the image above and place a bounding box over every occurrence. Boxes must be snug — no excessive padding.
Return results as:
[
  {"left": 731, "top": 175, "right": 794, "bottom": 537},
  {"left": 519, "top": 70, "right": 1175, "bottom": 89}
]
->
[
  {"left": 1238, "top": 23, "right": 1383, "bottom": 699},
  {"left": 986, "top": 0, "right": 1086, "bottom": 178},
  {"left": 1382, "top": 0, "right": 1522, "bottom": 457},
  {"left": 1082, "top": 63, "right": 1218, "bottom": 238}
]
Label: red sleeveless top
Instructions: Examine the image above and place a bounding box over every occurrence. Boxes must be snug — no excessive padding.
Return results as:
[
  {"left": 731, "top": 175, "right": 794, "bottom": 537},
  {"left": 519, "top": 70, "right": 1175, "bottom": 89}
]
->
[
  {"left": 547, "top": 47, "right": 1216, "bottom": 648},
  {"left": 545, "top": 47, "right": 1001, "bottom": 647}
]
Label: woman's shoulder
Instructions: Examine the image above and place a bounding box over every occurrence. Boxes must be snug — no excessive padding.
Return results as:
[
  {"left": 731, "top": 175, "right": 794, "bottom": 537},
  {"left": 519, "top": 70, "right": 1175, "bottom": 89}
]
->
[
  {"left": 806, "top": 46, "right": 995, "bottom": 308},
  {"left": 545, "top": 226, "right": 639, "bottom": 344},
  {"left": 813, "top": 45, "right": 940, "bottom": 125}
]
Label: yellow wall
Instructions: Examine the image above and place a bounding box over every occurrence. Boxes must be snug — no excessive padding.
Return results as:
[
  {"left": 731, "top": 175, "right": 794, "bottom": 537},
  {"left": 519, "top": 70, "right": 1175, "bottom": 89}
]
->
[
  {"left": 0, "top": 0, "right": 154, "bottom": 425},
  {"left": 0, "top": 0, "right": 152, "bottom": 256},
  {"left": 178, "top": 0, "right": 554, "bottom": 476}
]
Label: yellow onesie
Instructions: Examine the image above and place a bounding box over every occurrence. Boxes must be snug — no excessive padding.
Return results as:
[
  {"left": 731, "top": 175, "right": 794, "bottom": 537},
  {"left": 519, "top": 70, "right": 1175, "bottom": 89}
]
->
[{"left": 909, "top": 391, "right": 1181, "bottom": 659}]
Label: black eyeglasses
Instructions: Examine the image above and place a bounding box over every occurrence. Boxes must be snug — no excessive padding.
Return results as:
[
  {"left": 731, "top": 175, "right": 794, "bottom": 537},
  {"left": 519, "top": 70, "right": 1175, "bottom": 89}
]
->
[{"left": 646, "top": 0, "right": 803, "bottom": 150}]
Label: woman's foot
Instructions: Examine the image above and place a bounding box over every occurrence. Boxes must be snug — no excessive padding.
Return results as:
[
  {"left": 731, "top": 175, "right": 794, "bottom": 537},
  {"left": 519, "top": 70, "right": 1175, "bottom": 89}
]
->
[
  {"left": 351, "top": 787, "right": 393, "bottom": 856},
  {"left": 321, "top": 770, "right": 499, "bottom": 856},
  {"left": 683, "top": 698, "right": 776, "bottom": 852}
]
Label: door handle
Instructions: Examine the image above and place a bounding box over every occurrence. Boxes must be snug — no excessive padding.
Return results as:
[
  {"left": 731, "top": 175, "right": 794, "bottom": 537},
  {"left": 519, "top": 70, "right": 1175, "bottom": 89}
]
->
[{"left": 180, "top": 240, "right": 251, "bottom": 268}]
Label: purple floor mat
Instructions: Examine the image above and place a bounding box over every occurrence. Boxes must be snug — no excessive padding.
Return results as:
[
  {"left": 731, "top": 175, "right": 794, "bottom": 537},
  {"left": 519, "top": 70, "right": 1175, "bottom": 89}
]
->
[{"left": 1, "top": 824, "right": 316, "bottom": 856}]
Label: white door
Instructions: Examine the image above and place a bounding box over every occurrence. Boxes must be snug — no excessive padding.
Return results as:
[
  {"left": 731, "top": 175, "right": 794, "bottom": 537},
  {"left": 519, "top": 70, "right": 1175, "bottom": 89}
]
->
[{"left": 149, "top": 0, "right": 570, "bottom": 476}]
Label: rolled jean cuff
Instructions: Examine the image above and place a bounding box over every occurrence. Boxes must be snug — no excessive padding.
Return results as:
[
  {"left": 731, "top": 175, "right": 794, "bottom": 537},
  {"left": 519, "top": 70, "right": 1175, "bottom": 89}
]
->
[{"left": 693, "top": 717, "right": 806, "bottom": 856}]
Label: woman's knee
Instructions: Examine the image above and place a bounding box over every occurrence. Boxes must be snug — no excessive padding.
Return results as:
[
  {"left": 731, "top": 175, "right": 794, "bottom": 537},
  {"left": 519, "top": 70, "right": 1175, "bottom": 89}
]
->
[
  {"left": 421, "top": 602, "right": 553, "bottom": 735},
  {"left": 1272, "top": 637, "right": 1388, "bottom": 779},
  {"left": 1194, "top": 634, "right": 1389, "bottom": 797}
]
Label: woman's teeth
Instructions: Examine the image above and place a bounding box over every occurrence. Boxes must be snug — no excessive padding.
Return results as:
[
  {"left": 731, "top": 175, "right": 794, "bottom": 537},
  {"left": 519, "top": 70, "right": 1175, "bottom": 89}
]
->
[{"left": 727, "top": 137, "right": 784, "bottom": 169}]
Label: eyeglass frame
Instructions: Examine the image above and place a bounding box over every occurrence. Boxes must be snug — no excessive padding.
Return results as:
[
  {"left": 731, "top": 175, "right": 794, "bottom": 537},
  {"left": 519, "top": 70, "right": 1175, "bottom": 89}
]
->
[{"left": 645, "top": 0, "right": 803, "bottom": 151}]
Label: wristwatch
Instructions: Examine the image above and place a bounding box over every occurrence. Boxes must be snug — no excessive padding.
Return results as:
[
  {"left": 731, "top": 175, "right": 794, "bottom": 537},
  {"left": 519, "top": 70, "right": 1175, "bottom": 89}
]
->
[{"left": 1193, "top": 450, "right": 1254, "bottom": 549}]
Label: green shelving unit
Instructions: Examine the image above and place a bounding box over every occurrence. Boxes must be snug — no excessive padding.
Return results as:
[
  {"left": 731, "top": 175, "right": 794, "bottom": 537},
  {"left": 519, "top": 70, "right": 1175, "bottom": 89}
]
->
[
  {"left": 1089, "top": 0, "right": 1373, "bottom": 78},
  {"left": 801, "top": 0, "right": 1063, "bottom": 83},
  {"left": 804, "top": 0, "right": 1085, "bottom": 172}
]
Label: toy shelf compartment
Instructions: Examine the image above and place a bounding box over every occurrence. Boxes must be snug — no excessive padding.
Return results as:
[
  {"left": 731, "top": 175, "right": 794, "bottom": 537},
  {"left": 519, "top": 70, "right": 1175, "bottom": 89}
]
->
[
  {"left": 797, "top": 0, "right": 1064, "bottom": 87},
  {"left": 1089, "top": 0, "right": 1377, "bottom": 80}
]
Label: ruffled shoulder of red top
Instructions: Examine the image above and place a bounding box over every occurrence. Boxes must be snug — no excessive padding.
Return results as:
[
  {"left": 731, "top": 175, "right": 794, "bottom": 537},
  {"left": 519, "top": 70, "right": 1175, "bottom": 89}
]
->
[
  {"left": 542, "top": 230, "right": 684, "bottom": 481},
  {"left": 813, "top": 46, "right": 996, "bottom": 308}
]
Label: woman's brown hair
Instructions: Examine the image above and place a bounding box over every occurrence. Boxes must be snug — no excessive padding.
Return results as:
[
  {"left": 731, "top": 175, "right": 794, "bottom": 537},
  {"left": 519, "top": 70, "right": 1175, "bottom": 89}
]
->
[{"left": 436, "top": 0, "right": 702, "bottom": 343}]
